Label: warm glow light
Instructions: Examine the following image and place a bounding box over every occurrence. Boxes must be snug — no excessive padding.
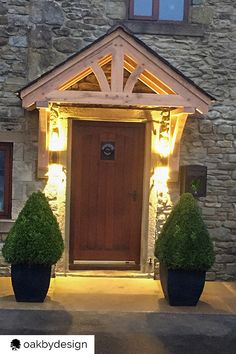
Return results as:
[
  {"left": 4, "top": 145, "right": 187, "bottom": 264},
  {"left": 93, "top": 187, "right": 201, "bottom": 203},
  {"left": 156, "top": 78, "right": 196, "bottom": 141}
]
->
[
  {"left": 49, "top": 116, "right": 66, "bottom": 152},
  {"left": 153, "top": 166, "right": 169, "bottom": 194},
  {"left": 157, "top": 137, "right": 170, "bottom": 158},
  {"left": 46, "top": 164, "right": 66, "bottom": 192},
  {"left": 44, "top": 163, "right": 66, "bottom": 227},
  {"left": 152, "top": 126, "right": 171, "bottom": 159},
  {"left": 49, "top": 127, "right": 63, "bottom": 151},
  {"left": 50, "top": 129, "right": 59, "bottom": 151},
  {"left": 47, "top": 163, "right": 65, "bottom": 181}
]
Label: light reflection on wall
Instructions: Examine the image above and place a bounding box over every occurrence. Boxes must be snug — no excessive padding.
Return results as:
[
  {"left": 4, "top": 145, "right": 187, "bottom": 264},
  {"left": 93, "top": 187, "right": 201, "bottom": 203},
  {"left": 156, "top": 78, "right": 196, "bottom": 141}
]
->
[
  {"left": 43, "top": 108, "right": 67, "bottom": 224},
  {"left": 153, "top": 166, "right": 169, "bottom": 197}
]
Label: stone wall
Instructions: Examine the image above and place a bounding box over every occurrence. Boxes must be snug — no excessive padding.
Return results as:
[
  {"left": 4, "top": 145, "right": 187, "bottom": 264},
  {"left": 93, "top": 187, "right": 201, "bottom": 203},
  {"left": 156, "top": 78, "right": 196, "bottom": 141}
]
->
[
  {"left": 180, "top": 115, "right": 236, "bottom": 280},
  {"left": 0, "top": 0, "right": 235, "bottom": 279}
]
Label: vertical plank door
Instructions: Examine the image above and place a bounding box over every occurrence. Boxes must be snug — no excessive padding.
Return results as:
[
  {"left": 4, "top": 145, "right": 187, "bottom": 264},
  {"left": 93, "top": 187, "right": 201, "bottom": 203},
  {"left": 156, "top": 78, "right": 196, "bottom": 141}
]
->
[{"left": 70, "top": 121, "right": 145, "bottom": 269}]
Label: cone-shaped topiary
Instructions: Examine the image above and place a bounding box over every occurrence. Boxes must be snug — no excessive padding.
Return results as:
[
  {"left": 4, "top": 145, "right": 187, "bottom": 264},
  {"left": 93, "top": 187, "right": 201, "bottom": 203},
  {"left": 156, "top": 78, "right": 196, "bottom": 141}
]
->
[
  {"left": 155, "top": 193, "right": 215, "bottom": 271},
  {"left": 2, "top": 191, "right": 64, "bottom": 265}
]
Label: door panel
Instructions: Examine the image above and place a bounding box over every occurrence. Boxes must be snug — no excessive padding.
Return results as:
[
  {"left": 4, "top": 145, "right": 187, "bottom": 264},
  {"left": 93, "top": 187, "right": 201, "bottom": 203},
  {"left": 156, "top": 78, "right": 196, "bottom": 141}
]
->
[{"left": 70, "top": 121, "right": 145, "bottom": 267}]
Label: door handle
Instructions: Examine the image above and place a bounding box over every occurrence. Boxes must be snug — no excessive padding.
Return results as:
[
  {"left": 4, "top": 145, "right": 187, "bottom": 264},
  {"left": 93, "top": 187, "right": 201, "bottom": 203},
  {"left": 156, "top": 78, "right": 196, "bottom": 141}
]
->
[{"left": 128, "top": 191, "right": 137, "bottom": 201}]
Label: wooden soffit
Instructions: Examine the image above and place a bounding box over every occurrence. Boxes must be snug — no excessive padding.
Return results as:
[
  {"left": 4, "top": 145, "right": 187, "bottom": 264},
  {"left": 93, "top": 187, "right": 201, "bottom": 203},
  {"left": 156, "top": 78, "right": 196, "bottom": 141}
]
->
[{"left": 19, "top": 26, "right": 214, "bottom": 114}]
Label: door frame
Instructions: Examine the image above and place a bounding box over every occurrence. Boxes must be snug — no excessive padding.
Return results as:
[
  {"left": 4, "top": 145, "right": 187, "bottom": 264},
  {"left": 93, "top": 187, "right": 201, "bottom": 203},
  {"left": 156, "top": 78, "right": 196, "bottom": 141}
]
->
[{"left": 64, "top": 113, "right": 152, "bottom": 273}]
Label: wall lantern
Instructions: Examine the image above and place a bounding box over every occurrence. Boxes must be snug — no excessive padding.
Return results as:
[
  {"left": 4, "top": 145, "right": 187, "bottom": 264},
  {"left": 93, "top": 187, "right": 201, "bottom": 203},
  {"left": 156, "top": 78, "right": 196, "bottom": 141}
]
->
[{"left": 49, "top": 127, "right": 60, "bottom": 164}]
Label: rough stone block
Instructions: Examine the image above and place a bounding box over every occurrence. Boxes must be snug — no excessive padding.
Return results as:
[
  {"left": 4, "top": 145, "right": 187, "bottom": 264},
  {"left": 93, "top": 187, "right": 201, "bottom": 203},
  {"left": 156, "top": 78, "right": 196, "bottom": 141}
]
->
[
  {"left": 207, "top": 110, "right": 221, "bottom": 120},
  {"left": 218, "top": 163, "right": 236, "bottom": 170},
  {"left": 216, "top": 255, "right": 235, "bottom": 263},
  {"left": 0, "top": 5, "right": 8, "bottom": 15},
  {"left": 202, "top": 208, "right": 216, "bottom": 216},
  {"left": 13, "top": 161, "right": 33, "bottom": 182},
  {"left": 0, "top": 37, "right": 8, "bottom": 46},
  {"left": 209, "top": 228, "right": 231, "bottom": 241},
  {"left": 30, "top": 1, "right": 64, "bottom": 26},
  {"left": 1, "top": 234, "right": 8, "bottom": 242},
  {"left": 224, "top": 221, "right": 236, "bottom": 229},
  {"left": 13, "top": 142, "right": 24, "bottom": 161},
  {"left": 30, "top": 25, "right": 52, "bottom": 49},
  {"left": 205, "top": 196, "right": 218, "bottom": 203},
  {"left": 53, "top": 37, "right": 84, "bottom": 53},
  {"left": 217, "top": 125, "right": 233, "bottom": 134},
  {"left": 191, "top": 6, "right": 214, "bottom": 25},
  {"left": 232, "top": 171, "right": 236, "bottom": 180},
  {"left": 199, "top": 121, "right": 212, "bottom": 133},
  {"left": 225, "top": 134, "right": 234, "bottom": 141},
  {"left": 226, "top": 264, "right": 236, "bottom": 275},
  {"left": 215, "top": 241, "right": 235, "bottom": 249},
  {"left": 106, "top": 1, "right": 127, "bottom": 19},
  {"left": 205, "top": 202, "right": 221, "bottom": 208},
  {"left": 44, "top": 2, "right": 64, "bottom": 25},
  {"left": 229, "top": 188, "right": 236, "bottom": 196},
  {"left": 206, "top": 272, "right": 216, "bottom": 281},
  {"left": 0, "top": 15, "right": 8, "bottom": 25},
  {"left": 208, "top": 147, "right": 222, "bottom": 154},
  {"left": 216, "top": 141, "right": 233, "bottom": 148},
  {"left": 12, "top": 181, "right": 26, "bottom": 200},
  {"left": 230, "top": 87, "right": 236, "bottom": 100},
  {"left": 229, "top": 155, "right": 236, "bottom": 163},
  {"left": 9, "top": 35, "right": 27, "bottom": 47}
]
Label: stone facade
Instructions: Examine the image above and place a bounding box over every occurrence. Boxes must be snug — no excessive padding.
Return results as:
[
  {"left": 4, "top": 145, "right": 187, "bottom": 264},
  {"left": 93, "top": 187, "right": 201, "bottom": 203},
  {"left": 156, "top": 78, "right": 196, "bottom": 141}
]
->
[{"left": 0, "top": 1, "right": 235, "bottom": 279}]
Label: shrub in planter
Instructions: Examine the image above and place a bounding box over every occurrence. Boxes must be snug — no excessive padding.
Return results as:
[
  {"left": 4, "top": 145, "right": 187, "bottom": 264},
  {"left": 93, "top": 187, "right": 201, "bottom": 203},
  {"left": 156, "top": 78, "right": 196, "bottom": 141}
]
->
[
  {"left": 155, "top": 193, "right": 215, "bottom": 306},
  {"left": 2, "top": 191, "right": 64, "bottom": 302}
]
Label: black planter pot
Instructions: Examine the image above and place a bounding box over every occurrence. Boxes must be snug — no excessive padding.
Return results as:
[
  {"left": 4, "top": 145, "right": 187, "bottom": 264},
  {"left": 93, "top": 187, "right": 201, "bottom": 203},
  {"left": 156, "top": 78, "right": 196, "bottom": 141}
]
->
[
  {"left": 11, "top": 264, "right": 51, "bottom": 302},
  {"left": 159, "top": 262, "right": 206, "bottom": 306}
]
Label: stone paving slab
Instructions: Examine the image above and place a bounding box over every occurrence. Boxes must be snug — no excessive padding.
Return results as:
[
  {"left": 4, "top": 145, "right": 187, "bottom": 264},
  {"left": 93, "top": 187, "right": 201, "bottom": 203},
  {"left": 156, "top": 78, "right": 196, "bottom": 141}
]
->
[{"left": 0, "top": 277, "right": 236, "bottom": 314}]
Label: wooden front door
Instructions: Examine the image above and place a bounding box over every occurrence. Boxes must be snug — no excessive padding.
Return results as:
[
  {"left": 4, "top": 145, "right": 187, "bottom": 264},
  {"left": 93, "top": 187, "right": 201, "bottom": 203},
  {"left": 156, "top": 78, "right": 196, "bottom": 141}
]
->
[{"left": 70, "top": 121, "right": 145, "bottom": 269}]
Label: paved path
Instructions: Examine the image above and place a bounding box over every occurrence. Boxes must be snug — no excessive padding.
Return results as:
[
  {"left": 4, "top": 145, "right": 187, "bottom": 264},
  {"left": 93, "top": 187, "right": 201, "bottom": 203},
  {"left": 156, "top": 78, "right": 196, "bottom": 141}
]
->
[
  {"left": 1, "top": 277, "right": 236, "bottom": 314},
  {"left": 1, "top": 277, "right": 236, "bottom": 353},
  {"left": 0, "top": 309, "right": 235, "bottom": 354}
]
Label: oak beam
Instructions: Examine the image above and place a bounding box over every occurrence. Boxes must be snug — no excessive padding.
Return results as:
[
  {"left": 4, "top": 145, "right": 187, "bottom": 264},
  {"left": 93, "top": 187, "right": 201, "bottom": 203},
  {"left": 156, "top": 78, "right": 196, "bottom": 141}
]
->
[
  {"left": 171, "top": 107, "right": 195, "bottom": 116},
  {"left": 37, "top": 108, "right": 49, "bottom": 179},
  {"left": 111, "top": 43, "right": 124, "bottom": 92},
  {"left": 168, "top": 113, "right": 189, "bottom": 182},
  {"left": 45, "top": 91, "right": 191, "bottom": 107},
  {"left": 57, "top": 106, "right": 157, "bottom": 121},
  {"left": 36, "top": 101, "right": 49, "bottom": 108}
]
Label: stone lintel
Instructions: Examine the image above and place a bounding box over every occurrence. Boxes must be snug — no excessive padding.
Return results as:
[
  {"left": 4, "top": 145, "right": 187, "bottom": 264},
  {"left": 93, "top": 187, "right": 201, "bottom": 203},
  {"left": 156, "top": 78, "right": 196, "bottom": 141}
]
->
[{"left": 122, "top": 21, "right": 206, "bottom": 37}]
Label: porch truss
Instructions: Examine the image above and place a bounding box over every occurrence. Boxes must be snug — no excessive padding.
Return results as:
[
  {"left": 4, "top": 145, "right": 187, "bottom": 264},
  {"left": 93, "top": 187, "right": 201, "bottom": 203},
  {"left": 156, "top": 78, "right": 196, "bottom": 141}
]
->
[{"left": 19, "top": 26, "right": 213, "bottom": 181}]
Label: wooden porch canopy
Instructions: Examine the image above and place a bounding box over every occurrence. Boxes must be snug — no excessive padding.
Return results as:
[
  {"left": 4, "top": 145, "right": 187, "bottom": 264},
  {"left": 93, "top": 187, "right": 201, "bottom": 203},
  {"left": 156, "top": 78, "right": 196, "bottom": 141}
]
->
[
  {"left": 18, "top": 25, "right": 214, "bottom": 179},
  {"left": 19, "top": 25, "right": 213, "bottom": 111}
]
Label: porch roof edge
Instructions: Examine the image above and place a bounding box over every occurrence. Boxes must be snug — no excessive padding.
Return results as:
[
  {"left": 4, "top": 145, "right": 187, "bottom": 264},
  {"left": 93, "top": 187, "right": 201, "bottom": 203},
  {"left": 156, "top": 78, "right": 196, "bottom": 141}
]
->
[{"left": 17, "top": 24, "right": 215, "bottom": 103}]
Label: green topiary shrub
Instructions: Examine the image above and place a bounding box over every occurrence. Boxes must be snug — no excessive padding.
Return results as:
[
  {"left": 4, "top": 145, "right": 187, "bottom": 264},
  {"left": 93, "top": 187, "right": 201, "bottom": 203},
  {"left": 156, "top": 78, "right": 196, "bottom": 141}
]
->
[
  {"left": 155, "top": 193, "right": 215, "bottom": 271},
  {"left": 2, "top": 191, "right": 64, "bottom": 265}
]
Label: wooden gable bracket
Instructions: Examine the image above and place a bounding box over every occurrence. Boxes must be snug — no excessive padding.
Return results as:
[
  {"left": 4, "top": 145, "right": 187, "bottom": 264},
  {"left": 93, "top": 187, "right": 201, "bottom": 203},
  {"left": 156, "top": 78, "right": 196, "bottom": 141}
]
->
[{"left": 168, "top": 107, "right": 195, "bottom": 182}]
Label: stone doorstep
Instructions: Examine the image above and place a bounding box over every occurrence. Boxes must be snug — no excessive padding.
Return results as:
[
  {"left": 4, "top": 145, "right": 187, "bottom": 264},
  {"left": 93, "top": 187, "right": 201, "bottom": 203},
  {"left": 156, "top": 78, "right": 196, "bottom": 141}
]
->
[{"left": 56, "top": 271, "right": 154, "bottom": 279}]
